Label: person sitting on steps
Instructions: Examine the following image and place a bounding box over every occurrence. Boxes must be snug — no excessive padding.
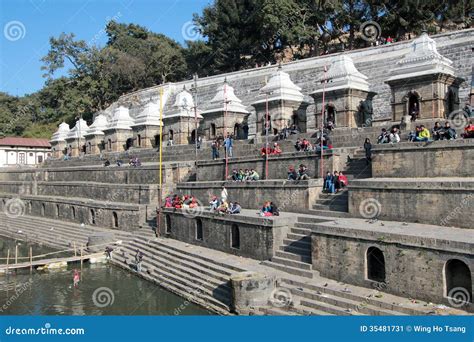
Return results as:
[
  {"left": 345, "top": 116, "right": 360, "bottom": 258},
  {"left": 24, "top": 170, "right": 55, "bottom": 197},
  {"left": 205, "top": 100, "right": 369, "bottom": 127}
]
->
[{"left": 287, "top": 166, "right": 298, "bottom": 181}]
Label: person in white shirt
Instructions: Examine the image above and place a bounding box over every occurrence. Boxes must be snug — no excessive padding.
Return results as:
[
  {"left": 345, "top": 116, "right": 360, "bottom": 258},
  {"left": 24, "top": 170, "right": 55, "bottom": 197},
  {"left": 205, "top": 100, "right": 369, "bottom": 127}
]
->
[{"left": 221, "top": 186, "right": 228, "bottom": 203}]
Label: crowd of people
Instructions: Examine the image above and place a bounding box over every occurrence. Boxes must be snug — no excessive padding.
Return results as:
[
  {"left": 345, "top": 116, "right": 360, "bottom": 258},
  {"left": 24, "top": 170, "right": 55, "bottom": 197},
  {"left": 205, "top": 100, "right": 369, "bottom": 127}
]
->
[
  {"left": 323, "top": 171, "right": 348, "bottom": 194},
  {"left": 259, "top": 201, "right": 279, "bottom": 217},
  {"left": 164, "top": 194, "right": 199, "bottom": 209},
  {"left": 230, "top": 169, "right": 260, "bottom": 181}
]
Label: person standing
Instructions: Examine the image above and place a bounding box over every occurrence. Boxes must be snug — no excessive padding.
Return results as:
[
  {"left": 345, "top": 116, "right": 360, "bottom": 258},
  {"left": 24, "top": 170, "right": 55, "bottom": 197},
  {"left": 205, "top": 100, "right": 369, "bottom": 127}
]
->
[
  {"left": 221, "top": 186, "right": 228, "bottom": 203},
  {"left": 211, "top": 140, "right": 219, "bottom": 160},
  {"left": 224, "top": 134, "right": 233, "bottom": 158},
  {"left": 364, "top": 138, "right": 372, "bottom": 165}
]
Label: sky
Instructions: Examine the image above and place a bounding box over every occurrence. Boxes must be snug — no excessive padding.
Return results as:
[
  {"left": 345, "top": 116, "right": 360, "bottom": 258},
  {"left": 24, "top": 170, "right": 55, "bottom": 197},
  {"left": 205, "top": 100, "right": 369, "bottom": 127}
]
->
[{"left": 0, "top": 0, "right": 211, "bottom": 97}]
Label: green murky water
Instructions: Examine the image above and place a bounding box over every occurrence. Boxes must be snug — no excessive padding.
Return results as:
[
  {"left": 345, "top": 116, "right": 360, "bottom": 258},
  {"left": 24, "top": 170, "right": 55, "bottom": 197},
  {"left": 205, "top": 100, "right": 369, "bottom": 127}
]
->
[{"left": 0, "top": 236, "right": 211, "bottom": 315}]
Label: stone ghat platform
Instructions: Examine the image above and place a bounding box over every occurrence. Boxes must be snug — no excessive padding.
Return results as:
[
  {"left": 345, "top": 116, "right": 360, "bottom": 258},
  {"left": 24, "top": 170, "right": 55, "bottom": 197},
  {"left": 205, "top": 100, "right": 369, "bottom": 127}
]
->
[
  {"left": 158, "top": 208, "right": 299, "bottom": 261},
  {"left": 0, "top": 162, "right": 194, "bottom": 185},
  {"left": 304, "top": 217, "right": 474, "bottom": 312},
  {"left": 0, "top": 181, "right": 158, "bottom": 205},
  {"left": 372, "top": 140, "right": 474, "bottom": 178},
  {"left": 348, "top": 177, "right": 474, "bottom": 229},
  {"left": 176, "top": 179, "right": 323, "bottom": 212},
  {"left": 195, "top": 151, "right": 345, "bottom": 181},
  {"left": 0, "top": 193, "right": 147, "bottom": 231},
  {"left": 3, "top": 213, "right": 463, "bottom": 316}
]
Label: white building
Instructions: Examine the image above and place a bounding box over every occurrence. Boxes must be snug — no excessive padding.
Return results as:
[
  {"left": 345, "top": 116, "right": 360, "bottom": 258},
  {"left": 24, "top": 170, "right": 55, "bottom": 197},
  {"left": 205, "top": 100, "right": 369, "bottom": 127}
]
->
[{"left": 0, "top": 137, "right": 51, "bottom": 167}]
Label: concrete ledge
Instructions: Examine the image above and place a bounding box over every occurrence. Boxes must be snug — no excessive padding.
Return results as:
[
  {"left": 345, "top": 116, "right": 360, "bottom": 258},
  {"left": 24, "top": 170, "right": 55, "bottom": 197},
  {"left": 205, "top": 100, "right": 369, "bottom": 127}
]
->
[
  {"left": 159, "top": 208, "right": 296, "bottom": 260},
  {"left": 176, "top": 179, "right": 323, "bottom": 211},
  {"left": 348, "top": 177, "right": 473, "bottom": 229}
]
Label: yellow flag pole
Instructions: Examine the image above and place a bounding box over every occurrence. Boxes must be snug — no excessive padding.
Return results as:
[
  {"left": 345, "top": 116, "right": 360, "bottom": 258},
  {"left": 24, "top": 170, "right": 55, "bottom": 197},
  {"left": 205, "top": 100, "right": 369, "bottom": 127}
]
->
[{"left": 157, "top": 87, "right": 164, "bottom": 237}]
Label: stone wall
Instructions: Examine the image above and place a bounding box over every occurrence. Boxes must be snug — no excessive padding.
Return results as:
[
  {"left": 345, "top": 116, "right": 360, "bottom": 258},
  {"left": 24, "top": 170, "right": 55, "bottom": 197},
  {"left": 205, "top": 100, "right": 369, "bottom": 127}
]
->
[
  {"left": 0, "top": 194, "right": 146, "bottom": 231},
  {"left": 0, "top": 181, "right": 158, "bottom": 205},
  {"left": 196, "top": 151, "right": 342, "bottom": 181},
  {"left": 311, "top": 223, "right": 474, "bottom": 311},
  {"left": 371, "top": 141, "right": 474, "bottom": 178},
  {"left": 349, "top": 179, "right": 473, "bottom": 229},
  {"left": 176, "top": 180, "right": 322, "bottom": 211},
  {"left": 158, "top": 209, "right": 295, "bottom": 260}
]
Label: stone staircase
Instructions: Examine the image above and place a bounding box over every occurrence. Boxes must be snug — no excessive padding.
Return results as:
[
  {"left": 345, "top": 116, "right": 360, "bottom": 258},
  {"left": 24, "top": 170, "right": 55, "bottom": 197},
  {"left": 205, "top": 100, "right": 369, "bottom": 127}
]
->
[
  {"left": 310, "top": 190, "right": 351, "bottom": 218},
  {"left": 260, "top": 277, "right": 431, "bottom": 316},
  {"left": 261, "top": 216, "right": 333, "bottom": 279},
  {"left": 0, "top": 213, "right": 131, "bottom": 250},
  {"left": 111, "top": 229, "right": 246, "bottom": 315}
]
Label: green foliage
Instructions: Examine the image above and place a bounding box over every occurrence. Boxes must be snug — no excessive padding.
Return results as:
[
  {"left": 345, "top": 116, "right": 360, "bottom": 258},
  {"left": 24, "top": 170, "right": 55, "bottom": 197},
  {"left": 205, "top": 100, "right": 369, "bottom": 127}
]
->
[{"left": 0, "top": 1, "right": 471, "bottom": 138}]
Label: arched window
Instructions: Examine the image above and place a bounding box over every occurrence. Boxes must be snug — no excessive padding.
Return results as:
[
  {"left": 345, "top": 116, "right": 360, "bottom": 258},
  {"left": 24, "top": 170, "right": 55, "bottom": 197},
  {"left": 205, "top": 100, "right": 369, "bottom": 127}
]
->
[
  {"left": 125, "top": 138, "right": 134, "bottom": 150},
  {"left": 107, "top": 139, "right": 112, "bottom": 151},
  {"left": 366, "top": 247, "right": 386, "bottom": 282},
  {"left": 112, "top": 211, "right": 119, "bottom": 228},
  {"left": 41, "top": 203, "right": 45, "bottom": 216},
  {"left": 90, "top": 209, "right": 96, "bottom": 225},
  {"left": 231, "top": 224, "right": 240, "bottom": 249},
  {"left": 137, "top": 134, "right": 142, "bottom": 147},
  {"left": 210, "top": 124, "right": 216, "bottom": 138},
  {"left": 445, "top": 259, "right": 472, "bottom": 304},
  {"left": 56, "top": 204, "right": 60, "bottom": 217},
  {"left": 165, "top": 214, "right": 171, "bottom": 234},
  {"left": 71, "top": 207, "right": 76, "bottom": 219},
  {"left": 195, "top": 218, "right": 203, "bottom": 241}
]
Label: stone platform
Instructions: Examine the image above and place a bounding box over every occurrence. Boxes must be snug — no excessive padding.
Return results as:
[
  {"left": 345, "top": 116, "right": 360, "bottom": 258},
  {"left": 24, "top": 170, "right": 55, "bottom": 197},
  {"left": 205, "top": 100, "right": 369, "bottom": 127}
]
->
[
  {"left": 303, "top": 217, "right": 474, "bottom": 312},
  {"left": 348, "top": 177, "right": 473, "bottom": 229},
  {"left": 176, "top": 179, "right": 323, "bottom": 212}
]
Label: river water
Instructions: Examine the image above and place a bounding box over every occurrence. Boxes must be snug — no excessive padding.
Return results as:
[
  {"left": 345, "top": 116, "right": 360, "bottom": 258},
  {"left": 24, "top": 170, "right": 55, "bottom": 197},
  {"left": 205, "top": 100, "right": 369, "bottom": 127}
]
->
[{"left": 0, "top": 236, "right": 210, "bottom": 315}]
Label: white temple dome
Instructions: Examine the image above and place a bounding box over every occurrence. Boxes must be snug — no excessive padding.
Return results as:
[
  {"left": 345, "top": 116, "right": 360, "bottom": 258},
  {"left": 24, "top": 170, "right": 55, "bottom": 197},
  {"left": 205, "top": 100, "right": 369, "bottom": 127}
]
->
[
  {"left": 203, "top": 82, "right": 249, "bottom": 114},
  {"left": 85, "top": 113, "right": 108, "bottom": 136},
  {"left": 66, "top": 118, "right": 89, "bottom": 140},
  {"left": 253, "top": 67, "right": 304, "bottom": 105},
  {"left": 50, "top": 122, "right": 70, "bottom": 142},
  {"left": 132, "top": 101, "right": 163, "bottom": 127},
  {"left": 106, "top": 106, "right": 134, "bottom": 130}
]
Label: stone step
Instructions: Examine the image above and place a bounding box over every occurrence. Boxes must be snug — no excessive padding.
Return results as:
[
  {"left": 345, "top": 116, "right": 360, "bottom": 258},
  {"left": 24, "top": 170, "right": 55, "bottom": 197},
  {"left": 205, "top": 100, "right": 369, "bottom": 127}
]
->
[
  {"left": 296, "top": 216, "right": 334, "bottom": 225},
  {"left": 280, "top": 278, "right": 426, "bottom": 315},
  {"left": 298, "top": 298, "right": 364, "bottom": 316},
  {"left": 274, "top": 250, "right": 311, "bottom": 263},
  {"left": 312, "top": 204, "right": 348, "bottom": 212},
  {"left": 148, "top": 238, "right": 245, "bottom": 274},
  {"left": 285, "top": 233, "right": 311, "bottom": 242},
  {"left": 120, "top": 243, "right": 231, "bottom": 304},
  {"left": 288, "top": 286, "right": 404, "bottom": 316},
  {"left": 280, "top": 244, "right": 311, "bottom": 257},
  {"left": 270, "top": 256, "right": 312, "bottom": 270},
  {"left": 290, "top": 226, "right": 312, "bottom": 235},
  {"left": 261, "top": 260, "right": 313, "bottom": 278},
  {"left": 283, "top": 239, "right": 311, "bottom": 250},
  {"left": 112, "top": 252, "right": 230, "bottom": 314},
  {"left": 307, "top": 209, "right": 351, "bottom": 218},
  {"left": 127, "top": 239, "right": 232, "bottom": 283},
  {"left": 259, "top": 307, "right": 300, "bottom": 316}
]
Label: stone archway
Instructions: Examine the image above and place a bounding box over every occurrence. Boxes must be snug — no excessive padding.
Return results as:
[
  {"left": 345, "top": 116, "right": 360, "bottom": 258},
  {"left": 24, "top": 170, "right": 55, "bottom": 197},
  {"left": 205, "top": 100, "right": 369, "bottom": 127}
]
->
[
  {"left": 405, "top": 90, "right": 421, "bottom": 118},
  {"left": 445, "top": 259, "right": 472, "bottom": 304},
  {"left": 367, "top": 246, "right": 386, "bottom": 282}
]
